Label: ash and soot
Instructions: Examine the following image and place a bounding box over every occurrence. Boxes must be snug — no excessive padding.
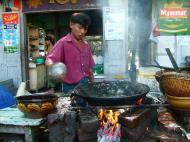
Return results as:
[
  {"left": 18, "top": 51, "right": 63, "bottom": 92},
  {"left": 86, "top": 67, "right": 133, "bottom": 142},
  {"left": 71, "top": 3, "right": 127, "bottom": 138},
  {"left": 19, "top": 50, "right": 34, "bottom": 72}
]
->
[{"left": 75, "top": 81, "right": 149, "bottom": 98}]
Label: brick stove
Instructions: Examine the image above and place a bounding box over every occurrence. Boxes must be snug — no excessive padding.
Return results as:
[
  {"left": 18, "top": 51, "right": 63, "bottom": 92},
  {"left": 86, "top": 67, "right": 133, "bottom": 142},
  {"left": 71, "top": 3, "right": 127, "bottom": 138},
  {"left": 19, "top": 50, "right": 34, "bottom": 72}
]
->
[
  {"left": 172, "top": 109, "right": 190, "bottom": 132},
  {"left": 119, "top": 108, "right": 157, "bottom": 141},
  {"left": 77, "top": 109, "right": 99, "bottom": 142},
  {"left": 47, "top": 96, "right": 190, "bottom": 142},
  {"left": 47, "top": 97, "right": 100, "bottom": 142}
]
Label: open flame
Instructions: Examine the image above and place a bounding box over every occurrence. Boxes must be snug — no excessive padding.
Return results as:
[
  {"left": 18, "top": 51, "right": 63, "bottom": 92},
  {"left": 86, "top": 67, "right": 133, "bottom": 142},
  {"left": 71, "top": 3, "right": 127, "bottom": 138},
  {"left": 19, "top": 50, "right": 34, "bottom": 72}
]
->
[
  {"left": 97, "top": 98, "right": 144, "bottom": 142},
  {"left": 97, "top": 109, "right": 124, "bottom": 142}
]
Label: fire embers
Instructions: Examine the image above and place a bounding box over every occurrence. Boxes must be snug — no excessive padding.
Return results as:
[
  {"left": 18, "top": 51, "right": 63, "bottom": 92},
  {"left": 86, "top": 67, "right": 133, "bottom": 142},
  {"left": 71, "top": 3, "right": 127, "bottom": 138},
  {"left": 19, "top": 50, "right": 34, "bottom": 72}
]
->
[{"left": 97, "top": 109, "right": 124, "bottom": 142}]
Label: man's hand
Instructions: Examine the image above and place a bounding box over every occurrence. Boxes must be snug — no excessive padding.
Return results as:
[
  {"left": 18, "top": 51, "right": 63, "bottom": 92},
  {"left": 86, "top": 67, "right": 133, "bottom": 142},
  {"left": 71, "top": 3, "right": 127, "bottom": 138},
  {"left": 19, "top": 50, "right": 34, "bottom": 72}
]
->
[
  {"left": 45, "top": 59, "right": 54, "bottom": 67},
  {"left": 88, "top": 69, "right": 94, "bottom": 82}
]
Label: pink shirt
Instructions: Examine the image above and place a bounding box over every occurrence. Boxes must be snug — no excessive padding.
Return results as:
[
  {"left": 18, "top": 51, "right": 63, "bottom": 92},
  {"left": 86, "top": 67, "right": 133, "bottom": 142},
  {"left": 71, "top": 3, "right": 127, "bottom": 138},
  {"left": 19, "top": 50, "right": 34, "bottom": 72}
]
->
[{"left": 46, "top": 33, "right": 95, "bottom": 84}]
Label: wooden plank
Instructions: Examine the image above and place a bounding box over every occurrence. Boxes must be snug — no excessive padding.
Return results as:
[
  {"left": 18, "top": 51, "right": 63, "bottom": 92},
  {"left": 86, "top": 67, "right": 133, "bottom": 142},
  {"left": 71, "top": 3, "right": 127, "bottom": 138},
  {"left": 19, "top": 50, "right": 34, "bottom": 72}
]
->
[
  {"left": 0, "top": 124, "right": 40, "bottom": 142},
  {"left": 25, "top": 127, "right": 33, "bottom": 142},
  {"left": 0, "top": 125, "right": 26, "bottom": 134},
  {"left": 0, "top": 108, "right": 46, "bottom": 126}
]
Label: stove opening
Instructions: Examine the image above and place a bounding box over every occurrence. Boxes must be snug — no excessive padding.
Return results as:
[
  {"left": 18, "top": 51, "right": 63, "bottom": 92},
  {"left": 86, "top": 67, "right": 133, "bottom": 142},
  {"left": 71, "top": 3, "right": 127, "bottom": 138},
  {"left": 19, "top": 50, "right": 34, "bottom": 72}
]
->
[{"left": 97, "top": 109, "right": 125, "bottom": 142}]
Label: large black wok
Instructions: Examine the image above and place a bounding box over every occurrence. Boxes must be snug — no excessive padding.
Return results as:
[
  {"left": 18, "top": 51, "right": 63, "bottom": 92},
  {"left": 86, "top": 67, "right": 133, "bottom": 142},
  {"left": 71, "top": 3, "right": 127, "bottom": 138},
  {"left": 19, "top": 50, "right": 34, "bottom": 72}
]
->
[{"left": 73, "top": 81, "right": 150, "bottom": 106}]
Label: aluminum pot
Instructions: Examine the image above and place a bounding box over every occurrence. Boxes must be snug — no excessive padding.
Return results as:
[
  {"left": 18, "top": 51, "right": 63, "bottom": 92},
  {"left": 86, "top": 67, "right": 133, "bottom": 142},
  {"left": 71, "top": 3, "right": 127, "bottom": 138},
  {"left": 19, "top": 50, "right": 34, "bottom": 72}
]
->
[{"left": 48, "top": 62, "right": 67, "bottom": 83}]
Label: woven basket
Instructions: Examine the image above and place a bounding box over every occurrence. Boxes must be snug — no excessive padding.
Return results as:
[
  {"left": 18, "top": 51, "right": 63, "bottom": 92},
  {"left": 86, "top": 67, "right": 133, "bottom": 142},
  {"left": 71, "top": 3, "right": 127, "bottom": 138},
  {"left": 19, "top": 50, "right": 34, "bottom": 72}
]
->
[
  {"left": 161, "top": 72, "right": 190, "bottom": 97},
  {"left": 155, "top": 70, "right": 171, "bottom": 94}
]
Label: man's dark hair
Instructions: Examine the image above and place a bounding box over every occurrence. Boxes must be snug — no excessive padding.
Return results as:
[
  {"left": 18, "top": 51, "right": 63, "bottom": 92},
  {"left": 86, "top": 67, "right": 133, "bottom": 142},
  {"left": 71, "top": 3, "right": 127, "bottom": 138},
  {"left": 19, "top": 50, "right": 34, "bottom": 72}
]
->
[{"left": 70, "top": 12, "right": 91, "bottom": 28}]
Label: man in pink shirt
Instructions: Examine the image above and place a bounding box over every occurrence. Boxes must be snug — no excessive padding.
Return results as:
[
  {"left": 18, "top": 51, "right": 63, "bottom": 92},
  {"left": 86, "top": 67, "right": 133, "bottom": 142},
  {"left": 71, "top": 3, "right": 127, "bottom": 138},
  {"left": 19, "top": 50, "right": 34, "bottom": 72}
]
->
[{"left": 46, "top": 13, "right": 95, "bottom": 94}]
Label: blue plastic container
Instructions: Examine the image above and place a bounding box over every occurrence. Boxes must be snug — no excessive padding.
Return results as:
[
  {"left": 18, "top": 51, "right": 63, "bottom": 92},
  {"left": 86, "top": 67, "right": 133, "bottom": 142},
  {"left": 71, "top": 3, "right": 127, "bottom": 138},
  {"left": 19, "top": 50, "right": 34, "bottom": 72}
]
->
[{"left": 0, "top": 85, "right": 16, "bottom": 109}]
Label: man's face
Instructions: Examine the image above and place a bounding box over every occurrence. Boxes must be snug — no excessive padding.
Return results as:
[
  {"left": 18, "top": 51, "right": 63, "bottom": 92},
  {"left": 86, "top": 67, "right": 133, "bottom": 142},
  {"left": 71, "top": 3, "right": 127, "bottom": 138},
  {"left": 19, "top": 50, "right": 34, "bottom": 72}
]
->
[
  {"left": 45, "top": 40, "right": 50, "bottom": 46},
  {"left": 70, "top": 22, "right": 88, "bottom": 41}
]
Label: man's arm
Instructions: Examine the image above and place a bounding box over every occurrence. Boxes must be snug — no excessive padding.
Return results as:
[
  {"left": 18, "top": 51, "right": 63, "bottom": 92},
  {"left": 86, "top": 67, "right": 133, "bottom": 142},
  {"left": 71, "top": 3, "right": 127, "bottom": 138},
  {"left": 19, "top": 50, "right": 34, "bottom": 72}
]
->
[
  {"left": 86, "top": 41, "right": 95, "bottom": 82},
  {"left": 45, "top": 39, "right": 65, "bottom": 66},
  {"left": 88, "top": 69, "right": 94, "bottom": 82}
]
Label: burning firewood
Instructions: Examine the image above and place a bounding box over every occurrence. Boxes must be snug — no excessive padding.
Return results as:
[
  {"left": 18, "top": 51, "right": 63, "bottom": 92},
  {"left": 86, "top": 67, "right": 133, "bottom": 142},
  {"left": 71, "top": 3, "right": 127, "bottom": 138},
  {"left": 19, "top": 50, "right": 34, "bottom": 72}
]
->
[{"left": 97, "top": 109, "right": 124, "bottom": 142}]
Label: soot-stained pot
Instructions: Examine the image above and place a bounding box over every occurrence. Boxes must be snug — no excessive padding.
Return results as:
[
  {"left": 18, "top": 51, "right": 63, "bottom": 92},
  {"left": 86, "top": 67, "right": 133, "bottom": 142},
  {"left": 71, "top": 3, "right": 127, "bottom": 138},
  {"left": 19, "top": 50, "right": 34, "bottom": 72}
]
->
[
  {"left": 16, "top": 93, "right": 58, "bottom": 119},
  {"left": 73, "top": 80, "right": 150, "bottom": 106}
]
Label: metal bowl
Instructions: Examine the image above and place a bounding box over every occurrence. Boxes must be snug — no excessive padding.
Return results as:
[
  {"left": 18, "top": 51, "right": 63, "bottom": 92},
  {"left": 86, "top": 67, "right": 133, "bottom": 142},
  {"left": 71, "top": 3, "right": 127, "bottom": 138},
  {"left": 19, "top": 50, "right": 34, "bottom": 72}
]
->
[
  {"left": 16, "top": 94, "right": 58, "bottom": 119},
  {"left": 48, "top": 62, "right": 67, "bottom": 83}
]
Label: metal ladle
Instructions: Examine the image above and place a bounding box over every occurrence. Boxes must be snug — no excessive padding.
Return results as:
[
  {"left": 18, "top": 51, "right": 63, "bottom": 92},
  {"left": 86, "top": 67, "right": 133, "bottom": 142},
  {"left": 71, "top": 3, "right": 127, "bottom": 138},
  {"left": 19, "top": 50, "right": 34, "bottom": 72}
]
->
[{"left": 165, "top": 48, "right": 181, "bottom": 73}]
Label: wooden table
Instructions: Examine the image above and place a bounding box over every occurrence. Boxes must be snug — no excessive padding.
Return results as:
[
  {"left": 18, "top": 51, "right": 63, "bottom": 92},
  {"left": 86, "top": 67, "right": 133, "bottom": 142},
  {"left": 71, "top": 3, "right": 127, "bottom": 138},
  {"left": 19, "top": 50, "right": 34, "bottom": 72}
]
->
[{"left": 0, "top": 107, "right": 46, "bottom": 142}]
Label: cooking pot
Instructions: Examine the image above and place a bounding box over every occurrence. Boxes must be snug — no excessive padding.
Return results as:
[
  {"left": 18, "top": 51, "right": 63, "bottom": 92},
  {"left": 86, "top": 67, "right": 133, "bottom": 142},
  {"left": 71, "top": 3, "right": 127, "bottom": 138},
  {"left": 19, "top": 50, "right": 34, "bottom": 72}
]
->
[
  {"left": 166, "top": 94, "right": 190, "bottom": 110},
  {"left": 48, "top": 62, "right": 67, "bottom": 83},
  {"left": 16, "top": 93, "right": 58, "bottom": 119},
  {"left": 72, "top": 81, "right": 150, "bottom": 106}
]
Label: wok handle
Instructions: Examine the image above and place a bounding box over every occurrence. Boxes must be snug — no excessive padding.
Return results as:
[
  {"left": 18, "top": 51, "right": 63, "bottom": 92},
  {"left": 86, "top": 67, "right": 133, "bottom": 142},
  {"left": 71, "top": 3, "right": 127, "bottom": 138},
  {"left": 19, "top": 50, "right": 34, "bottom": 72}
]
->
[{"left": 144, "top": 64, "right": 174, "bottom": 70}]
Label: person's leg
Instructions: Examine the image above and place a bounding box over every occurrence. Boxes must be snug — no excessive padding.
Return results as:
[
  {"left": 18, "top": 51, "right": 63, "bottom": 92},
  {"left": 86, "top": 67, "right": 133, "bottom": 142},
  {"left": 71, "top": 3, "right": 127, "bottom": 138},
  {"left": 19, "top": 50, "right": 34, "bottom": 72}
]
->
[
  {"left": 63, "top": 77, "right": 89, "bottom": 94},
  {"left": 78, "top": 77, "right": 89, "bottom": 85},
  {"left": 63, "top": 83, "right": 76, "bottom": 94}
]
